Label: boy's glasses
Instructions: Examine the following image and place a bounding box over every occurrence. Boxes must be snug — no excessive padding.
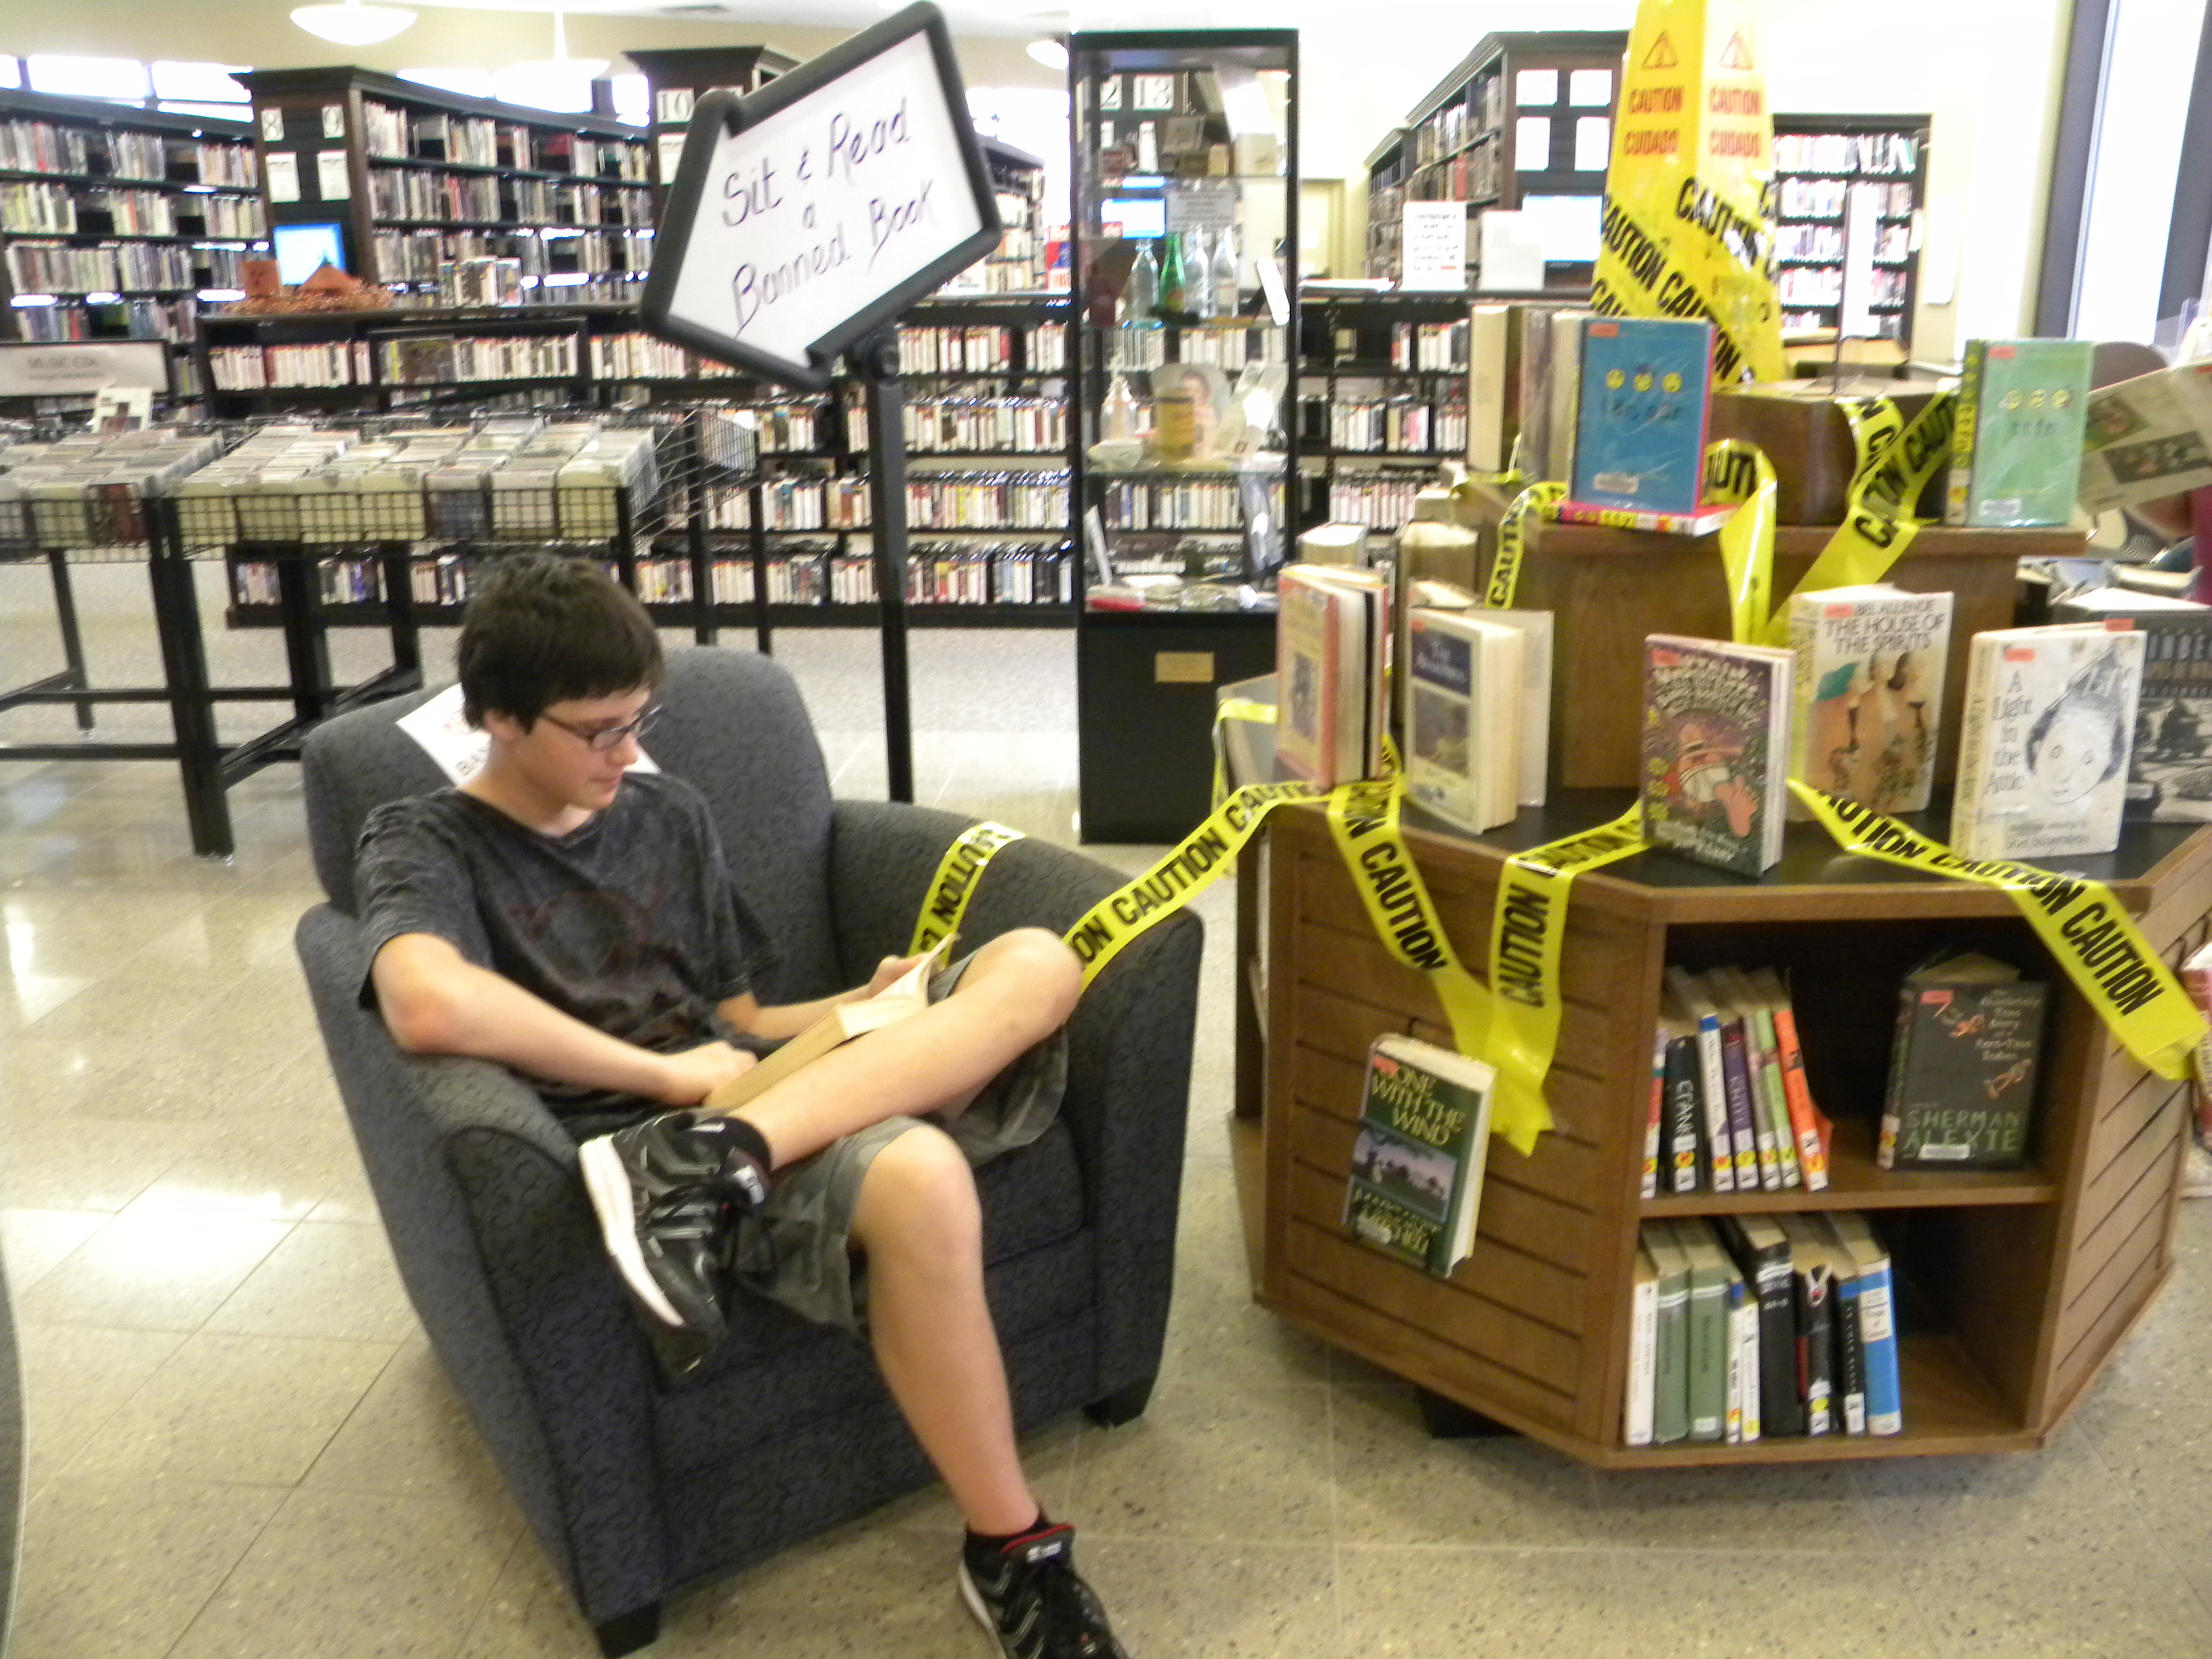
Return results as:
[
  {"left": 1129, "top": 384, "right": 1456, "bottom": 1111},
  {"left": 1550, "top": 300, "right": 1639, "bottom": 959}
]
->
[{"left": 540, "top": 705, "right": 663, "bottom": 752}]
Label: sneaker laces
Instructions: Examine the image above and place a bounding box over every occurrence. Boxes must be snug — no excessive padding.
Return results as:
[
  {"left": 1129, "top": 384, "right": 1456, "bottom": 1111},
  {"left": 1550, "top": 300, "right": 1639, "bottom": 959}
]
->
[
  {"left": 1009, "top": 1540, "right": 1116, "bottom": 1659},
  {"left": 642, "top": 1182, "right": 730, "bottom": 1244}
]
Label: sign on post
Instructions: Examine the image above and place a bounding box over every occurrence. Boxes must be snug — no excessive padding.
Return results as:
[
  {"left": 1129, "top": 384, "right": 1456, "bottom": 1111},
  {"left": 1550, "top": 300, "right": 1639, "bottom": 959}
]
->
[
  {"left": 642, "top": 2, "right": 1002, "bottom": 389},
  {"left": 1399, "top": 201, "right": 1469, "bottom": 292}
]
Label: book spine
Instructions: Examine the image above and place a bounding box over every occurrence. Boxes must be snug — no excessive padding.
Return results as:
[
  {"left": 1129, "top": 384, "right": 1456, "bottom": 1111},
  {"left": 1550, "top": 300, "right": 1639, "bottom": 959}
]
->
[
  {"left": 1948, "top": 635, "right": 1999, "bottom": 860},
  {"left": 1877, "top": 984, "right": 1919, "bottom": 1170},
  {"left": 1643, "top": 1028, "right": 1664, "bottom": 1199},
  {"left": 1769, "top": 999, "right": 1831, "bottom": 1190},
  {"left": 1652, "top": 1253, "right": 1689, "bottom": 1445},
  {"left": 1626, "top": 1266, "right": 1658, "bottom": 1447},
  {"left": 1946, "top": 338, "right": 1987, "bottom": 526},
  {"left": 1664, "top": 1034, "right": 1702, "bottom": 1193},
  {"left": 1724, "top": 1275, "right": 1745, "bottom": 1445},
  {"left": 1751, "top": 1008, "right": 1802, "bottom": 1189},
  {"left": 1857, "top": 1252, "right": 1905, "bottom": 1436},
  {"left": 1686, "top": 1262, "right": 1728, "bottom": 1443},
  {"left": 1755, "top": 1255, "right": 1804, "bottom": 1438},
  {"left": 1797, "top": 1262, "right": 1835, "bottom": 1435},
  {"left": 1719, "top": 1019, "right": 1773, "bottom": 1190},
  {"left": 1693, "top": 1015, "right": 1736, "bottom": 1191},
  {"left": 1729, "top": 1274, "right": 1760, "bottom": 1443},
  {"left": 1788, "top": 602, "right": 1818, "bottom": 813},
  {"left": 1834, "top": 1273, "right": 1869, "bottom": 1436}
]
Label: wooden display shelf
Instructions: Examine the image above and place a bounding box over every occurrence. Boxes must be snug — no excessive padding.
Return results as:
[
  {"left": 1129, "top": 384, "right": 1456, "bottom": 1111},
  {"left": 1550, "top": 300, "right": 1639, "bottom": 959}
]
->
[
  {"left": 1456, "top": 481, "right": 2085, "bottom": 793},
  {"left": 1224, "top": 683, "right": 2210, "bottom": 1469}
]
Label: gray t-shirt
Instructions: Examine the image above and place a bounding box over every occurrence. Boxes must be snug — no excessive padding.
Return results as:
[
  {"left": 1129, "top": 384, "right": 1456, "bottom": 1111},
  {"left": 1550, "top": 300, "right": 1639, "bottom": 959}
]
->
[{"left": 355, "top": 771, "right": 776, "bottom": 1131}]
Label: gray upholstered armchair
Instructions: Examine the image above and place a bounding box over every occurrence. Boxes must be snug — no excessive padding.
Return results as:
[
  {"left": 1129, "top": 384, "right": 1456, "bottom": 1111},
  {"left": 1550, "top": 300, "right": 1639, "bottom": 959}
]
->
[{"left": 292, "top": 647, "right": 1199, "bottom": 1656}]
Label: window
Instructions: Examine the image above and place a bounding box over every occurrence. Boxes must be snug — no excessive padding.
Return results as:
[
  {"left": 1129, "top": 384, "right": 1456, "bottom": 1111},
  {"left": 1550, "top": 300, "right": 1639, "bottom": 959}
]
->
[
  {"left": 26, "top": 55, "right": 152, "bottom": 102},
  {"left": 150, "top": 62, "right": 249, "bottom": 106}
]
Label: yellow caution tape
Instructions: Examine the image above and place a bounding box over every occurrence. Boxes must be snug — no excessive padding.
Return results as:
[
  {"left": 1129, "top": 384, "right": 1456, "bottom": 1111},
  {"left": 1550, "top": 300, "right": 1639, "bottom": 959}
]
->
[
  {"left": 1062, "top": 776, "right": 1329, "bottom": 989},
  {"left": 1754, "top": 392, "right": 1959, "bottom": 645},
  {"left": 1786, "top": 782, "right": 2208, "bottom": 1082},
  {"left": 1483, "top": 480, "right": 1568, "bottom": 609},
  {"left": 907, "top": 820, "right": 1027, "bottom": 957},
  {"left": 1593, "top": 0, "right": 1788, "bottom": 384},
  {"left": 1484, "top": 809, "right": 1651, "bottom": 1151},
  {"left": 1699, "top": 438, "right": 1780, "bottom": 645}
]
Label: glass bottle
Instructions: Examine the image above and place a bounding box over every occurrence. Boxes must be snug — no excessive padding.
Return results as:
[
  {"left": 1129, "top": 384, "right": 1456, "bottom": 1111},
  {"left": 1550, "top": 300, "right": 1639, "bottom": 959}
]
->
[
  {"left": 1182, "top": 229, "right": 1214, "bottom": 321},
  {"left": 1213, "top": 223, "right": 1240, "bottom": 317},
  {"left": 1155, "top": 230, "right": 1187, "bottom": 321},
  {"left": 1101, "top": 373, "right": 1141, "bottom": 443},
  {"left": 1122, "top": 239, "right": 1159, "bottom": 325}
]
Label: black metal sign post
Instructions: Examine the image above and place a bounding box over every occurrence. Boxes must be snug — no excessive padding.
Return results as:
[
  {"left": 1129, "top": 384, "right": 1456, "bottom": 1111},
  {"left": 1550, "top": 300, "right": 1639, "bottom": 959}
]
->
[
  {"left": 850, "top": 326, "right": 914, "bottom": 801},
  {"left": 638, "top": 2, "right": 1001, "bottom": 805}
]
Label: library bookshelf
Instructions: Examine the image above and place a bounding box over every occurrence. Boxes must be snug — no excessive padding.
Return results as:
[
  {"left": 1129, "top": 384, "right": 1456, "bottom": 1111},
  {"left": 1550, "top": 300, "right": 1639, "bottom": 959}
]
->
[{"left": 1224, "top": 708, "right": 2208, "bottom": 1468}]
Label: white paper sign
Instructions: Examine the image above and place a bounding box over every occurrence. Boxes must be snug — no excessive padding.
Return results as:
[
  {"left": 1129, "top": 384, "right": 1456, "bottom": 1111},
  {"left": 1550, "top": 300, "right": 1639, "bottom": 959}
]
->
[
  {"left": 317, "top": 151, "right": 352, "bottom": 201},
  {"left": 656, "top": 132, "right": 687, "bottom": 181},
  {"left": 0, "top": 340, "right": 170, "bottom": 397},
  {"left": 258, "top": 107, "right": 284, "bottom": 142},
  {"left": 1399, "top": 201, "right": 1467, "bottom": 292},
  {"left": 265, "top": 153, "right": 301, "bottom": 204},
  {"left": 652, "top": 28, "right": 987, "bottom": 380},
  {"left": 1477, "top": 210, "right": 1547, "bottom": 292},
  {"left": 320, "top": 104, "right": 346, "bottom": 139},
  {"left": 1574, "top": 116, "right": 1611, "bottom": 173},
  {"left": 1516, "top": 117, "right": 1553, "bottom": 171},
  {"left": 397, "top": 685, "right": 659, "bottom": 787}
]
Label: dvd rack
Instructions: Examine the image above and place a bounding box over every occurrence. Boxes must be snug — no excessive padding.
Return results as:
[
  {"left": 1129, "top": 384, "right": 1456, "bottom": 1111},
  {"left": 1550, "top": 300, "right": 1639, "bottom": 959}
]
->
[
  {"left": 1769, "top": 113, "right": 1930, "bottom": 349},
  {"left": 0, "top": 88, "right": 271, "bottom": 407},
  {"left": 235, "top": 67, "right": 654, "bottom": 305},
  {"left": 1361, "top": 30, "right": 1626, "bottom": 287}
]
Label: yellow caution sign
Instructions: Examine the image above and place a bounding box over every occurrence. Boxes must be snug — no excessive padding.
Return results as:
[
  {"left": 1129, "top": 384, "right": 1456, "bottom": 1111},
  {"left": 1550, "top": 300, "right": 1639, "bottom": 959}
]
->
[{"left": 1595, "top": 0, "right": 1788, "bottom": 384}]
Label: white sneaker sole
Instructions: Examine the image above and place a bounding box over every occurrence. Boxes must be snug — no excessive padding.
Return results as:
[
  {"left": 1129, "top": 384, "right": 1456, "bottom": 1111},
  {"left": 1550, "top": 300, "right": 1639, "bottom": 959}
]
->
[
  {"left": 956, "top": 1563, "right": 1005, "bottom": 1654},
  {"left": 579, "top": 1134, "right": 686, "bottom": 1329}
]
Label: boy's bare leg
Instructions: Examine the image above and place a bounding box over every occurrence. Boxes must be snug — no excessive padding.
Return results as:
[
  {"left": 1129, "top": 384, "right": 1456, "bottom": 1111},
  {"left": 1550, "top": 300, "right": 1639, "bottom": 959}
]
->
[
  {"left": 719, "top": 927, "right": 1081, "bottom": 1169},
  {"left": 851, "top": 1122, "right": 1039, "bottom": 1534}
]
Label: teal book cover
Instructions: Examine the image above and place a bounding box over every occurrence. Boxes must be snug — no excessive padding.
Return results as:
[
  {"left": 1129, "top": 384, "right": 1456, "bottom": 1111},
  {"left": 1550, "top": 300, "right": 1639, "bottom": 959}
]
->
[
  {"left": 1570, "top": 318, "right": 1716, "bottom": 515},
  {"left": 1946, "top": 338, "right": 2094, "bottom": 528}
]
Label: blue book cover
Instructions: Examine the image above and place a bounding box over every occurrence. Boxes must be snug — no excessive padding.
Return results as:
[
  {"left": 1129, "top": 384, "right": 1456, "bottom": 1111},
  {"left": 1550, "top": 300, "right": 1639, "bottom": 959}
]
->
[{"left": 1570, "top": 318, "right": 1716, "bottom": 514}]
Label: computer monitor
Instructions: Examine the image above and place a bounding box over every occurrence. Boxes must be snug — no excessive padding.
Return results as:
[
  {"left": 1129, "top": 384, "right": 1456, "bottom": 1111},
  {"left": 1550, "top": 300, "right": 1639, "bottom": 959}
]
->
[
  {"left": 273, "top": 221, "right": 349, "bottom": 285},
  {"left": 1100, "top": 198, "right": 1167, "bottom": 240}
]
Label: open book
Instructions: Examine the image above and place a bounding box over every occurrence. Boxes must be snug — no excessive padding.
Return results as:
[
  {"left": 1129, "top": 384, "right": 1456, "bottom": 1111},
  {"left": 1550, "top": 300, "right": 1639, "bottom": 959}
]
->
[{"left": 702, "top": 939, "right": 950, "bottom": 1113}]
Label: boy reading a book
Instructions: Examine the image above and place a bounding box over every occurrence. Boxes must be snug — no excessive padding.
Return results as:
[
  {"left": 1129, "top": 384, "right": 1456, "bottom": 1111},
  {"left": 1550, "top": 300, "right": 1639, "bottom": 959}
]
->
[{"left": 355, "top": 554, "right": 1127, "bottom": 1659}]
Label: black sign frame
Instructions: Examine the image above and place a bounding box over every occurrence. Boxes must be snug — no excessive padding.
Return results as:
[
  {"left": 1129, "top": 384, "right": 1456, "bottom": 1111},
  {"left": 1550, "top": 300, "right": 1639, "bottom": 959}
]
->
[{"left": 640, "top": 2, "right": 1002, "bottom": 390}]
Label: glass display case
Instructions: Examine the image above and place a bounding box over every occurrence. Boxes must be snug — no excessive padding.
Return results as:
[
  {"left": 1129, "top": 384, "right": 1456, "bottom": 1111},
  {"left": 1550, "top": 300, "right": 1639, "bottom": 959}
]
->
[
  {"left": 1068, "top": 30, "right": 1299, "bottom": 597},
  {"left": 1067, "top": 30, "right": 1298, "bottom": 843}
]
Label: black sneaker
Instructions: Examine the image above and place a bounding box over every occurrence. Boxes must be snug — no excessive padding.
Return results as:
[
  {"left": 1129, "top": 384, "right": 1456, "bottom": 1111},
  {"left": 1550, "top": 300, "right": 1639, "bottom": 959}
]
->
[
  {"left": 578, "top": 1111, "right": 766, "bottom": 1341},
  {"left": 959, "top": 1524, "right": 1129, "bottom": 1659}
]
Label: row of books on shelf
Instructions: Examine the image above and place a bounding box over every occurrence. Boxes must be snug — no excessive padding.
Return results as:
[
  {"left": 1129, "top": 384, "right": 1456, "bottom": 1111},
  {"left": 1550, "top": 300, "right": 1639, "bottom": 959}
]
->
[
  {"left": 358, "top": 104, "right": 649, "bottom": 179},
  {"left": 1651, "top": 966, "right": 1842, "bottom": 1196},
  {"left": 1628, "top": 1212, "right": 1901, "bottom": 1447},
  {"left": 1305, "top": 393, "right": 1469, "bottom": 457},
  {"left": 364, "top": 169, "right": 653, "bottom": 228},
  {"left": 370, "top": 227, "right": 655, "bottom": 284},
  {"left": 1389, "top": 319, "right": 1473, "bottom": 374},
  {"left": 380, "top": 333, "right": 581, "bottom": 386},
  {"left": 0, "top": 121, "right": 256, "bottom": 187},
  {"left": 1407, "top": 148, "right": 1503, "bottom": 207},
  {"left": 893, "top": 394, "right": 1068, "bottom": 456},
  {"left": 1774, "top": 222, "right": 1912, "bottom": 266},
  {"left": 1321, "top": 474, "right": 1428, "bottom": 529},
  {"left": 1773, "top": 131, "right": 1919, "bottom": 177},
  {"left": 2, "top": 184, "right": 261, "bottom": 239},
  {"left": 1777, "top": 267, "right": 1909, "bottom": 310},
  {"left": 224, "top": 544, "right": 1077, "bottom": 611},
  {"left": 10, "top": 295, "right": 197, "bottom": 345},
  {"left": 5, "top": 242, "right": 249, "bottom": 294},
  {"left": 897, "top": 323, "right": 1067, "bottom": 377},
  {"left": 1776, "top": 178, "right": 1914, "bottom": 222},
  {"left": 711, "top": 471, "right": 1073, "bottom": 533},
  {"left": 1094, "top": 321, "right": 1287, "bottom": 374},
  {"left": 1096, "top": 474, "right": 1271, "bottom": 532}
]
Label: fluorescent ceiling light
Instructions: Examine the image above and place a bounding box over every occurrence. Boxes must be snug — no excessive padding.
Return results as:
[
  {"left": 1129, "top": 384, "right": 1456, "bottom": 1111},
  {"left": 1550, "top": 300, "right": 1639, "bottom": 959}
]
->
[
  {"left": 1027, "top": 39, "right": 1068, "bottom": 72},
  {"left": 290, "top": 1, "right": 418, "bottom": 47}
]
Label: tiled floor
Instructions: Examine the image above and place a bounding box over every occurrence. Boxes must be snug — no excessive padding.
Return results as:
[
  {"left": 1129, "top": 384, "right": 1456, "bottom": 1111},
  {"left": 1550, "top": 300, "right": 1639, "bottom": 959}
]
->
[{"left": 5, "top": 566, "right": 2212, "bottom": 1657}]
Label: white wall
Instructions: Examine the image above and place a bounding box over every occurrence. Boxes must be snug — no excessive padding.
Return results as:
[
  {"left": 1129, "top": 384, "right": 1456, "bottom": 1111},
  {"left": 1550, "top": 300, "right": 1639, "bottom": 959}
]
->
[{"left": 7, "top": 0, "right": 2080, "bottom": 357}]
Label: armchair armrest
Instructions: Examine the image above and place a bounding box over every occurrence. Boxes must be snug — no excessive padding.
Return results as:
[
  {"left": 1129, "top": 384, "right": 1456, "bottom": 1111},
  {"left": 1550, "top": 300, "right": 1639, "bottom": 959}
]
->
[
  {"left": 827, "top": 802, "right": 1202, "bottom": 1395},
  {"left": 293, "top": 904, "right": 669, "bottom": 1627}
]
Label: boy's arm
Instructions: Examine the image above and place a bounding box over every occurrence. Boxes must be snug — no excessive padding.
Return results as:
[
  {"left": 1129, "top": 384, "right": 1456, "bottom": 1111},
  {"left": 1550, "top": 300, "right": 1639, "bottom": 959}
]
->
[
  {"left": 717, "top": 950, "right": 936, "bottom": 1042},
  {"left": 373, "top": 932, "right": 753, "bottom": 1107}
]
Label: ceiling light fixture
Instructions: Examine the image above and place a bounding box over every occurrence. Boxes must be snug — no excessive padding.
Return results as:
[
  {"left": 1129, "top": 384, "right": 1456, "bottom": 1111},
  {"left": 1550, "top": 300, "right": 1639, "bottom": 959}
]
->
[
  {"left": 289, "top": 0, "right": 418, "bottom": 47},
  {"left": 1027, "top": 39, "right": 1069, "bottom": 72}
]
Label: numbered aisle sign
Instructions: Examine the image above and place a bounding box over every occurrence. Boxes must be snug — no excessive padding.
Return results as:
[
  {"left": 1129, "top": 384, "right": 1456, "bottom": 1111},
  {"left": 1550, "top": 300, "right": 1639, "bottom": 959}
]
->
[{"left": 642, "top": 2, "right": 1002, "bottom": 389}]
